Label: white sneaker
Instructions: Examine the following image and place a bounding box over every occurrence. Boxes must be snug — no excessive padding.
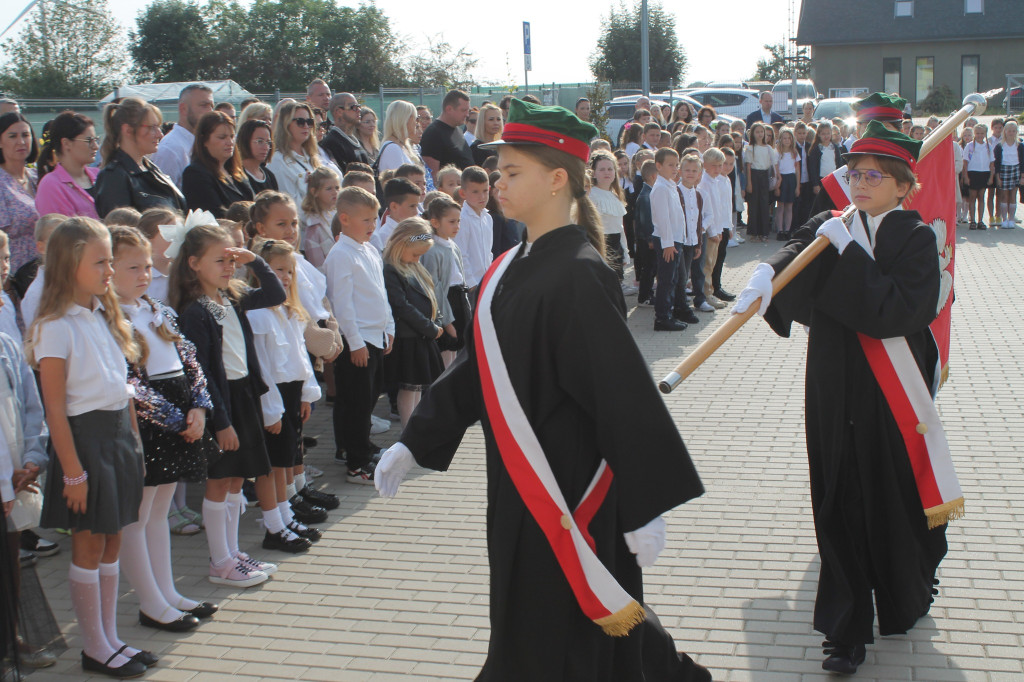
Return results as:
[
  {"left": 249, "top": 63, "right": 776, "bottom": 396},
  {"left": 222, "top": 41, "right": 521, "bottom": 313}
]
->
[
  {"left": 305, "top": 464, "right": 324, "bottom": 479},
  {"left": 736, "top": 236, "right": 745, "bottom": 244},
  {"left": 235, "top": 551, "right": 277, "bottom": 576},
  {"left": 727, "top": 239, "right": 739, "bottom": 248},
  {"left": 621, "top": 284, "right": 639, "bottom": 296},
  {"left": 209, "top": 558, "right": 268, "bottom": 587},
  {"left": 370, "top": 414, "right": 391, "bottom": 434},
  {"left": 706, "top": 296, "right": 727, "bottom": 310},
  {"left": 697, "top": 301, "right": 715, "bottom": 312}
]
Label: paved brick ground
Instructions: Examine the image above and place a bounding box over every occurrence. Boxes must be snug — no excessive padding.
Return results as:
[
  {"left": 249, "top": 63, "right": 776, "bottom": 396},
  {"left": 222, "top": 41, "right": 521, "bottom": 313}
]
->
[{"left": 29, "top": 210, "right": 1024, "bottom": 681}]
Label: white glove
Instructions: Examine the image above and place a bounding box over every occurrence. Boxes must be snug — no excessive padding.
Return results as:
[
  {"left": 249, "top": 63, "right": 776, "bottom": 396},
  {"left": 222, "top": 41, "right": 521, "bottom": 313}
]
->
[
  {"left": 374, "top": 442, "right": 415, "bottom": 498},
  {"left": 815, "top": 216, "right": 853, "bottom": 254},
  {"left": 731, "top": 262, "right": 775, "bottom": 316},
  {"left": 623, "top": 516, "right": 666, "bottom": 568}
]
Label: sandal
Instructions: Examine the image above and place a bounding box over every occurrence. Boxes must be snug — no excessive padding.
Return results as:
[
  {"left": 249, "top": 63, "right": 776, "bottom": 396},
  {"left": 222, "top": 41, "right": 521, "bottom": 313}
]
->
[
  {"left": 180, "top": 506, "right": 204, "bottom": 529},
  {"left": 168, "top": 508, "right": 202, "bottom": 536}
]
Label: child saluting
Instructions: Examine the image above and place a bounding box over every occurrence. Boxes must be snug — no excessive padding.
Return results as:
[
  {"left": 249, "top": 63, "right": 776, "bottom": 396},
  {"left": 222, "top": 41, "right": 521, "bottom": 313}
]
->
[
  {"left": 374, "top": 99, "right": 709, "bottom": 681},
  {"left": 733, "top": 121, "right": 960, "bottom": 674}
]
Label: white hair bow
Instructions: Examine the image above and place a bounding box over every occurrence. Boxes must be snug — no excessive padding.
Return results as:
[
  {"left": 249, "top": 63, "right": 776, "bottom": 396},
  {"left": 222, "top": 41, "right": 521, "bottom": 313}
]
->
[{"left": 158, "top": 209, "right": 219, "bottom": 260}]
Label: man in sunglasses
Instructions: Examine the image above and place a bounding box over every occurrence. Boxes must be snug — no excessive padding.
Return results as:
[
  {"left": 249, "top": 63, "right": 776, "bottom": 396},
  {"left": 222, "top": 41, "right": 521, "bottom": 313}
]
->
[{"left": 321, "top": 92, "right": 370, "bottom": 173}]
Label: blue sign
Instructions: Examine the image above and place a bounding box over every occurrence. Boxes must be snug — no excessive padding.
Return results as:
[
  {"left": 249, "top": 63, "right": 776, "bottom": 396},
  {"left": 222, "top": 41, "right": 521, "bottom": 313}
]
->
[{"left": 523, "top": 22, "right": 531, "bottom": 55}]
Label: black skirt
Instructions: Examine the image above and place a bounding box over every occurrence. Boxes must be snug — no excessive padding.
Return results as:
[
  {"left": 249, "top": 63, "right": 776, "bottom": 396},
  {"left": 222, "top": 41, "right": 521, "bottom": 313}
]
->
[
  {"left": 968, "top": 170, "right": 990, "bottom": 190},
  {"left": 207, "top": 379, "right": 272, "bottom": 480},
  {"left": 264, "top": 380, "right": 304, "bottom": 468},
  {"left": 385, "top": 336, "right": 444, "bottom": 391},
  {"left": 139, "top": 374, "right": 215, "bottom": 486},
  {"left": 778, "top": 173, "right": 797, "bottom": 203},
  {"left": 40, "top": 406, "right": 144, "bottom": 535}
]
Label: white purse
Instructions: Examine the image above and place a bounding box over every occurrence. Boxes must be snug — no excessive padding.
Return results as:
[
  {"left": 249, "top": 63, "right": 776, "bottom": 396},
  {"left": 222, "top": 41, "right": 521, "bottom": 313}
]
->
[{"left": 0, "top": 368, "right": 42, "bottom": 532}]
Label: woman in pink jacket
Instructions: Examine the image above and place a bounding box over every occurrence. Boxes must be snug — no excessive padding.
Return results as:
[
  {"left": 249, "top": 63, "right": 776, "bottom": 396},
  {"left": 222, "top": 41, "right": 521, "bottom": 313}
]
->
[{"left": 34, "top": 110, "right": 100, "bottom": 219}]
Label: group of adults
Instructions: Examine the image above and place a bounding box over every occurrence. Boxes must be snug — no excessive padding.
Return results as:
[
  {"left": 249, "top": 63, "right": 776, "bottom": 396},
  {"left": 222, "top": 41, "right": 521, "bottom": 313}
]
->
[{"left": 0, "top": 80, "right": 510, "bottom": 274}]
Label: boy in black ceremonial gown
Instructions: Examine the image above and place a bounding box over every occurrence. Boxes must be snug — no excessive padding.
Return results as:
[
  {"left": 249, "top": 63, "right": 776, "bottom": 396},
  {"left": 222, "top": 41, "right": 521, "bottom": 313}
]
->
[
  {"left": 733, "top": 121, "right": 961, "bottom": 674},
  {"left": 374, "top": 99, "right": 711, "bottom": 682}
]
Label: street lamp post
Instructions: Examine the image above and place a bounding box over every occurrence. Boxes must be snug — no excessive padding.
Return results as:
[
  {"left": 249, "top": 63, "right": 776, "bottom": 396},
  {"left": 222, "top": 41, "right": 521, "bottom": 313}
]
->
[{"left": 640, "top": 0, "right": 650, "bottom": 97}]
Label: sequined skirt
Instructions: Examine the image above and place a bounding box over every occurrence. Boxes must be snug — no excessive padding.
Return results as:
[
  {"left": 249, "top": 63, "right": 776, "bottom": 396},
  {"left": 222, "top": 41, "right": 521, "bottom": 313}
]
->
[{"left": 140, "top": 374, "right": 216, "bottom": 486}]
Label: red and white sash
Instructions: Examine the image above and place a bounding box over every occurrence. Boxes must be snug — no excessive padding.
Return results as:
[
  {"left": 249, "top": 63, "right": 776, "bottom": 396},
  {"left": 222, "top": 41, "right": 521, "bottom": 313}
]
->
[
  {"left": 845, "top": 212, "right": 964, "bottom": 529},
  {"left": 820, "top": 166, "right": 851, "bottom": 209},
  {"left": 473, "top": 247, "right": 644, "bottom": 637}
]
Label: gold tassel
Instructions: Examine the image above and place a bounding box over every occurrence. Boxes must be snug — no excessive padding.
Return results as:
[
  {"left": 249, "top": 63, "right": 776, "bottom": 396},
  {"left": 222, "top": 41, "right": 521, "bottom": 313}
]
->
[
  {"left": 925, "top": 497, "right": 965, "bottom": 530},
  {"left": 594, "top": 599, "right": 646, "bottom": 637},
  {"left": 939, "top": 362, "right": 950, "bottom": 390}
]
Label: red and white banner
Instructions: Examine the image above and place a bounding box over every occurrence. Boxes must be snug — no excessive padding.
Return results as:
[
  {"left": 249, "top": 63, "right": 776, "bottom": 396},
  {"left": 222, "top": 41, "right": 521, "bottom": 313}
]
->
[{"left": 473, "top": 248, "right": 644, "bottom": 637}]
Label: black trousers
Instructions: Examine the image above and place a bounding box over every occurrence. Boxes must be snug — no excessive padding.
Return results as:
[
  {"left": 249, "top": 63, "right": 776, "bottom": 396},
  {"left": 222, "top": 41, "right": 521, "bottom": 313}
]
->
[
  {"left": 636, "top": 238, "right": 657, "bottom": 303},
  {"left": 332, "top": 340, "right": 383, "bottom": 470},
  {"left": 711, "top": 229, "right": 729, "bottom": 292}
]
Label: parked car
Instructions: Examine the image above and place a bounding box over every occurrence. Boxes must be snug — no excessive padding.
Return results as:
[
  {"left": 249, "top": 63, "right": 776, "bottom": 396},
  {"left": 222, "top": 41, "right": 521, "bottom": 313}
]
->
[
  {"left": 603, "top": 98, "right": 671, "bottom": 142},
  {"left": 706, "top": 81, "right": 755, "bottom": 90},
  {"left": 771, "top": 79, "right": 820, "bottom": 117},
  {"left": 813, "top": 97, "right": 860, "bottom": 122},
  {"left": 686, "top": 88, "right": 763, "bottom": 119}
]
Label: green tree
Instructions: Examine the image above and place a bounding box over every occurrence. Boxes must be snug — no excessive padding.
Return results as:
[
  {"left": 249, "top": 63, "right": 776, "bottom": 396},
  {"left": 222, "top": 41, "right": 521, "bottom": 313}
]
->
[
  {"left": 0, "top": 0, "right": 129, "bottom": 98},
  {"left": 130, "top": 0, "right": 214, "bottom": 82},
  {"left": 589, "top": 1, "right": 686, "bottom": 85},
  {"left": 404, "top": 36, "right": 479, "bottom": 89},
  {"left": 752, "top": 43, "right": 810, "bottom": 83}
]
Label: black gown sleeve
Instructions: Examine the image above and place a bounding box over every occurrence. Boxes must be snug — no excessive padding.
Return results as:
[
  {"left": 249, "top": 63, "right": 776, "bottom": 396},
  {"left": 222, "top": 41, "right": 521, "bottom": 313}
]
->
[
  {"left": 553, "top": 260, "right": 704, "bottom": 533},
  {"left": 762, "top": 212, "right": 834, "bottom": 337},
  {"left": 400, "top": 341, "right": 482, "bottom": 472},
  {"left": 814, "top": 222, "right": 940, "bottom": 339}
]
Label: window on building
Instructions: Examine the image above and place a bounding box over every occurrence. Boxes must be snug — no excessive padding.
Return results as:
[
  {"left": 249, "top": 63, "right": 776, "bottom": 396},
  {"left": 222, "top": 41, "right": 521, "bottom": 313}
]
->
[
  {"left": 965, "top": 0, "right": 983, "bottom": 14},
  {"left": 883, "top": 58, "right": 902, "bottom": 97},
  {"left": 916, "top": 57, "right": 934, "bottom": 103},
  {"left": 895, "top": 0, "right": 914, "bottom": 17},
  {"left": 962, "top": 55, "right": 979, "bottom": 98}
]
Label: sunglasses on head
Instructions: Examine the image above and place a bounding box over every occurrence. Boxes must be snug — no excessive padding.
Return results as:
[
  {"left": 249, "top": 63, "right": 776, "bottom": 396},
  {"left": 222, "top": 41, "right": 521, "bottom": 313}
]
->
[{"left": 293, "top": 118, "right": 315, "bottom": 127}]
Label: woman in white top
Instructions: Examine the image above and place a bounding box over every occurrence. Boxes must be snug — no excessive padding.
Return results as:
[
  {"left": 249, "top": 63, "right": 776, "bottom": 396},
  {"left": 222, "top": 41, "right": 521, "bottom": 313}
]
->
[
  {"left": 744, "top": 122, "right": 774, "bottom": 241},
  {"left": 588, "top": 151, "right": 633, "bottom": 294},
  {"left": 357, "top": 107, "right": 380, "bottom": 162},
  {"left": 266, "top": 101, "right": 322, "bottom": 223},
  {"left": 377, "top": 100, "right": 420, "bottom": 174}
]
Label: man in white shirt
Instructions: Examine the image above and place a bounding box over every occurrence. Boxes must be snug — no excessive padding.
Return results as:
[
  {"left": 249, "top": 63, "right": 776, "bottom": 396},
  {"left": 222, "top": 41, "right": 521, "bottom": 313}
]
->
[
  {"left": 151, "top": 84, "right": 215, "bottom": 188},
  {"left": 324, "top": 187, "right": 395, "bottom": 483},
  {"left": 454, "top": 167, "right": 493, "bottom": 290}
]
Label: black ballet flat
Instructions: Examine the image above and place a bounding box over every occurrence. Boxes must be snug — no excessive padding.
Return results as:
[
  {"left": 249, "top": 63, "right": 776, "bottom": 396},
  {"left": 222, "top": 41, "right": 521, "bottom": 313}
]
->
[
  {"left": 186, "top": 601, "right": 219, "bottom": 619},
  {"left": 139, "top": 610, "right": 201, "bottom": 632},
  {"left": 81, "top": 650, "right": 147, "bottom": 679},
  {"left": 130, "top": 649, "right": 158, "bottom": 667}
]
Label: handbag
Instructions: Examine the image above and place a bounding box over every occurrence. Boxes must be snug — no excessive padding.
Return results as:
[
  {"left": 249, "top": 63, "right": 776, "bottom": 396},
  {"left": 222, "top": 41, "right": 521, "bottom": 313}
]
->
[{"left": 0, "top": 367, "right": 42, "bottom": 532}]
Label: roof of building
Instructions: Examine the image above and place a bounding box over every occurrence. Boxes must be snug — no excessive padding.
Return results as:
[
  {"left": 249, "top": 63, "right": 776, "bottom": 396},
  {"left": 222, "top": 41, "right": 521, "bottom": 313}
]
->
[
  {"left": 99, "top": 81, "right": 254, "bottom": 105},
  {"left": 797, "top": 0, "right": 1024, "bottom": 46}
]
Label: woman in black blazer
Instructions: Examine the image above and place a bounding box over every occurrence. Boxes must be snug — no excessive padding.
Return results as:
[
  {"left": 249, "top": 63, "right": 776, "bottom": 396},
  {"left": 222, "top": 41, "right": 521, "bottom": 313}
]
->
[
  {"left": 95, "top": 97, "right": 186, "bottom": 218},
  {"left": 182, "top": 111, "right": 254, "bottom": 218}
]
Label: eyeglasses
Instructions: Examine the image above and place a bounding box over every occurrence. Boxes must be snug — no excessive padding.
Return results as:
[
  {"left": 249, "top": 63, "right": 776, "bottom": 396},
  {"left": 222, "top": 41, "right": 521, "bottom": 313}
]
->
[
  {"left": 292, "top": 118, "right": 315, "bottom": 128},
  {"left": 339, "top": 104, "right": 361, "bottom": 111},
  {"left": 75, "top": 136, "right": 101, "bottom": 147},
  {"left": 845, "top": 170, "right": 894, "bottom": 187},
  {"left": 252, "top": 138, "right": 271, "bottom": 147},
  {"left": 139, "top": 124, "right": 162, "bottom": 135},
  {"left": 467, "top": 119, "right": 477, "bottom": 126}
]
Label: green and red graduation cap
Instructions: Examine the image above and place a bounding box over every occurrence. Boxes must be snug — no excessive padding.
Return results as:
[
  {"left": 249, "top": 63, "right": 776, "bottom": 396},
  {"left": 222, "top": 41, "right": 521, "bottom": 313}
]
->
[
  {"left": 854, "top": 92, "right": 907, "bottom": 123},
  {"left": 845, "top": 120, "right": 922, "bottom": 171},
  {"left": 482, "top": 98, "right": 599, "bottom": 163}
]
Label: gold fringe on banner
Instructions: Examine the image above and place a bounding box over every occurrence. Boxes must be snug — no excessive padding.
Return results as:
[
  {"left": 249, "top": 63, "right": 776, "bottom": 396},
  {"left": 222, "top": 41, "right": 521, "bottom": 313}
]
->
[
  {"left": 594, "top": 599, "right": 646, "bottom": 637},
  {"left": 925, "top": 497, "right": 965, "bottom": 530}
]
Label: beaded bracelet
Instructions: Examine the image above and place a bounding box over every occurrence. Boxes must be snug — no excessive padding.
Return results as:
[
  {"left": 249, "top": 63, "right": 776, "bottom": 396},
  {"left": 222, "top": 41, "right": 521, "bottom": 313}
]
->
[{"left": 63, "top": 471, "right": 88, "bottom": 486}]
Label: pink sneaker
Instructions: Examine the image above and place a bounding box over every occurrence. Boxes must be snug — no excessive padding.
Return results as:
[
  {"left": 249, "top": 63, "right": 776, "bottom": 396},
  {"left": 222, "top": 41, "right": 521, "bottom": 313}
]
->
[
  {"left": 235, "top": 551, "right": 277, "bottom": 576},
  {"left": 208, "top": 558, "right": 268, "bottom": 587}
]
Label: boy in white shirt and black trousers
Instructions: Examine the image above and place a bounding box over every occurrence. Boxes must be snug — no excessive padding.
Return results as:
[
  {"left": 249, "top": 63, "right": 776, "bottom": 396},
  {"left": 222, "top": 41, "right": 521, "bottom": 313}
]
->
[
  {"left": 699, "top": 148, "right": 736, "bottom": 307},
  {"left": 651, "top": 148, "right": 701, "bottom": 331},
  {"left": 454, "top": 166, "right": 493, "bottom": 299},
  {"left": 325, "top": 186, "right": 396, "bottom": 484}
]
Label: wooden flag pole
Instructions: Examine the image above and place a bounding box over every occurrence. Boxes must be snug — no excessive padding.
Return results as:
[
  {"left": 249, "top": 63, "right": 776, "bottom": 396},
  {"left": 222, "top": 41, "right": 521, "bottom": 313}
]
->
[{"left": 658, "top": 90, "right": 1000, "bottom": 394}]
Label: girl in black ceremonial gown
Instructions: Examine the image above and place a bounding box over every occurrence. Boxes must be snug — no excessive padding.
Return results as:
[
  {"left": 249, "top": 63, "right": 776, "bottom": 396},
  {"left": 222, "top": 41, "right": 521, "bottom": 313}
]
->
[
  {"left": 374, "top": 98, "right": 711, "bottom": 682},
  {"left": 732, "top": 121, "right": 955, "bottom": 675}
]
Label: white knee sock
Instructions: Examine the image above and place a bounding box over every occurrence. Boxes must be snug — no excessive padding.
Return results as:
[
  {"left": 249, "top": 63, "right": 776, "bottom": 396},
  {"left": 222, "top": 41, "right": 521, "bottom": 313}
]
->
[
  {"left": 203, "top": 499, "right": 231, "bottom": 566},
  {"left": 225, "top": 492, "right": 244, "bottom": 557},
  {"left": 262, "top": 506, "right": 286, "bottom": 534},
  {"left": 119, "top": 488, "right": 180, "bottom": 623},
  {"left": 99, "top": 561, "right": 139, "bottom": 658},
  {"left": 69, "top": 563, "right": 128, "bottom": 666},
  {"left": 285, "top": 482, "right": 297, "bottom": 499},
  {"left": 277, "top": 501, "right": 294, "bottom": 526},
  {"left": 148, "top": 483, "right": 199, "bottom": 611},
  {"left": 293, "top": 473, "right": 306, "bottom": 492}
]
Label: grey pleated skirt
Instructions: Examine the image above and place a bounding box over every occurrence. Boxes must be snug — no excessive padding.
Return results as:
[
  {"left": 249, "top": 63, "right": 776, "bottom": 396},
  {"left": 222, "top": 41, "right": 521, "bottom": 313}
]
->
[{"left": 40, "top": 406, "right": 144, "bottom": 535}]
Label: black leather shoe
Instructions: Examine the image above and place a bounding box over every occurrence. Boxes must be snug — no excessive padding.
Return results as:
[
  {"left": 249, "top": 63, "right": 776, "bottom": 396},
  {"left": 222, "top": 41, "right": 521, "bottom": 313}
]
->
[
  {"left": 334, "top": 449, "right": 347, "bottom": 464},
  {"left": 821, "top": 640, "right": 866, "bottom": 675},
  {"left": 290, "top": 495, "right": 328, "bottom": 524},
  {"left": 654, "top": 319, "right": 687, "bottom": 331},
  {"left": 714, "top": 289, "right": 736, "bottom": 301},
  {"left": 674, "top": 310, "right": 700, "bottom": 325},
  {"left": 130, "top": 650, "right": 158, "bottom": 667},
  {"left": 186, "top": 601, "right": 219, "bottom": 619},
  {"left": 139, "top": 610, "right": 200, "bottom": 632},
  {"left": 298, "top": 485, "right": 339, "bottom": 510},
  {"left": 302, "top": 435, "right": 318, "bottom": 448},
  {"left": 287, "top": 521, "right": 322, "bottom": 542},
  {"left": 81, "top": 651, "right": 147, "bottom": 678},
  {"left": 262, "top": 529, "right": 312, "bottom": 553}
]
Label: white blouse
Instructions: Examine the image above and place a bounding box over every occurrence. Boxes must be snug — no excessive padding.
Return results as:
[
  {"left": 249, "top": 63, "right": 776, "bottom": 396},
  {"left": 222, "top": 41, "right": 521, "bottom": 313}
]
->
[
  {"left": 267, "top": 149, "right": 317, "bottom": 219},
  {"left": 746, "top": 145, "right": 774, "bottom": 171},
  {"left": 218, "top": 303, "right": 248, "bottom": 380},
  {"left": 295, "top": 253, "right": 330, "bottom": 322},
  {"left": 32, "top": 299, "right": 133, "bottom": 415},
  {"left": 122, "top": 299, "right": 183, "bottom": 378},
  {"left": 778, "top": 151, "right": 798, "bottom": 175},
  {"left": 247, "top": 307, "right": 321, "bottom": 424},
  {"left": 589, "top": 187, "right": 627, "bottom": 235}
]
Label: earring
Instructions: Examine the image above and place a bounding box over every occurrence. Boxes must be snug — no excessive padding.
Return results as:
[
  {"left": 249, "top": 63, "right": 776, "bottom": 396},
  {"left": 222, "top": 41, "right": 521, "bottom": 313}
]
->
[{"left": 551, "top": 191, "right": 556, "bottom": 196}]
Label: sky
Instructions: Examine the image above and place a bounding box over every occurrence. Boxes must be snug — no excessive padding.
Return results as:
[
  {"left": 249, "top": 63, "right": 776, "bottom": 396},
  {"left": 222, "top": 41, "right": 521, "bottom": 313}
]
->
[{"left": 1, "top": 0, "right": 796, "bottom": 86}]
